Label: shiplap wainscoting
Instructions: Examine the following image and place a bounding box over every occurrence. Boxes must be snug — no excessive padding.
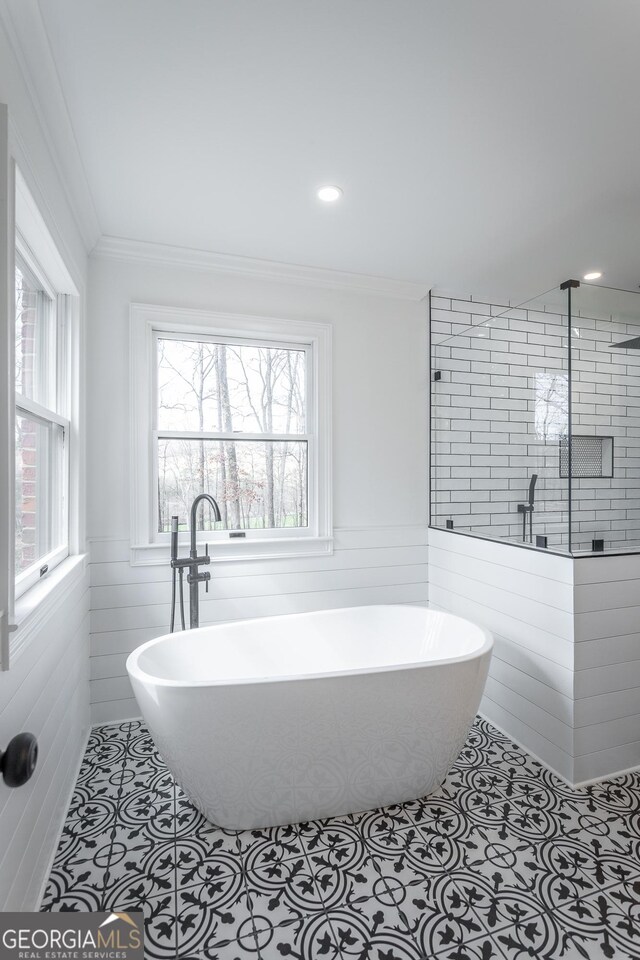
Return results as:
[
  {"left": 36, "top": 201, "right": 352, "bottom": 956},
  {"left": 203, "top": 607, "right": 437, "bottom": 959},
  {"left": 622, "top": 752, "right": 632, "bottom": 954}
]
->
[
  {"left": 89, "top": 526, "right": 428, "bottom": 723},
  {"left": 574, "top": 553, "right": 640, "bottom": 783},
  {"left": 429, "top": 527, "right": 640, "bottom": 785},
  {"left": 427, "top": 527, "right": 575, "bottom": 781},
  {"left": 0, "top": 568, "right": 90, "bottom": 910}
]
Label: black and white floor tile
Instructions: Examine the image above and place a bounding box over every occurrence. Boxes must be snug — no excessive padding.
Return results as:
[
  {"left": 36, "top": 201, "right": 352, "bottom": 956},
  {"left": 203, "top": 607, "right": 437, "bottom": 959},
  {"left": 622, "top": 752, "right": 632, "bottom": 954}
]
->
[{"left": 41, "top": 716, "right": 640, "bottom": 959}]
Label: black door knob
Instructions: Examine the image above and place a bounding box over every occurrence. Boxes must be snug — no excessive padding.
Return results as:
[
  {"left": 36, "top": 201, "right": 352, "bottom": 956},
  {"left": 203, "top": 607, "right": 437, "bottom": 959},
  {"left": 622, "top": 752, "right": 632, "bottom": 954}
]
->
[{"left": 1, "top": 732, "right": 38, "bottom": 787}]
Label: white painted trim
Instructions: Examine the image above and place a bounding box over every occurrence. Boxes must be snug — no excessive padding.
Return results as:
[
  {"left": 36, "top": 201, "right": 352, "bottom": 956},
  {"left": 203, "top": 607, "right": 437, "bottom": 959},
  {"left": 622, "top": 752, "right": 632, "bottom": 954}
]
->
[
  {"left": 89, "top": 524, "right": 428, "bottom": 543},
  {"left": 15, "top": 543, "right": 69, "bottom": 601},
  {"left": 90, "top": 716, "right": 140, "bottom": 730},
  {"left": 93, "top": 236, "right": 429, "bottom": 301},
  {"left": 12, "top": 553, "right": 87, "bottom": 663},
  {"left": 15, "top": 167, "right": 78, "bottom": 295},
  {"left": 129, "top": 303, "right": 333, "bottom": 565},
  {"left": 0, "top": 0, "right": 101, "bottom": 250},
  {"left": 12, "top": 176, "right": 80, "bottom": 620},
  {"left": 35, "top": 723, "right": 90, "bottom": 910},
  {"left": 88, "top": 524, "right": 428, "bottom": 562},
  {"left": 477, "top": 711, "right": 573, "bottom": 787},
  {"left": 0, "top": 109, "right": 14, "bottom": 670},
  {"left": 8, "top": 118, "right": 85, "bottom": 293},
  {"left": 572, "top": 761, "right": 640, "bottom": 789},
  {"left": 0, "top": 610, "right": 10, "bottom": 672},
  {"left": 131, "top": 537, "right": 334, "bottom": 567},
  {"left": 15, "top": 394, "right": 69, "bottom": 430},
  {"left": 336, "top": 524, "right": 427, "bottom": 533}
]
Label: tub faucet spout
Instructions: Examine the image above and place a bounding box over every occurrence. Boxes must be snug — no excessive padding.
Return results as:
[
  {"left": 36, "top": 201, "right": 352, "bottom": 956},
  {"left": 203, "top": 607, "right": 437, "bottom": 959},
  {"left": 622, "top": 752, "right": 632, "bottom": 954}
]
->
[
  {"left": 190, "top": 494, "right": 221, "bottom": 558},
  {"left": 187, "top": 494, "right": 221, "bottom": 629},
  {"left": 170, "top": 493, "right": 222, "bottom": 631}
]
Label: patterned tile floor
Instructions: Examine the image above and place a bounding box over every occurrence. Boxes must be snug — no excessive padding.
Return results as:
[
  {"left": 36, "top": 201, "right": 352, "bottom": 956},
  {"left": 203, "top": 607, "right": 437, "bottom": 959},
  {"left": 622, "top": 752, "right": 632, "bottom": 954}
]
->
[{"left": 41, "top": 717, "right": 640, "bottom": 960}]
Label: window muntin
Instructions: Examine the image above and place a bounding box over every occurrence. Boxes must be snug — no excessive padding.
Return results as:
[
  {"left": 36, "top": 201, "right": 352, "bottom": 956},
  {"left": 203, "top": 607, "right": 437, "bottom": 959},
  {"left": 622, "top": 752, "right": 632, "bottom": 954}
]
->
[
  {"left": 154, "top": 334, "right": 311, "bottom": 537},
  {"left": 14, "top": 253, "right": 69, "bottom": 596}
]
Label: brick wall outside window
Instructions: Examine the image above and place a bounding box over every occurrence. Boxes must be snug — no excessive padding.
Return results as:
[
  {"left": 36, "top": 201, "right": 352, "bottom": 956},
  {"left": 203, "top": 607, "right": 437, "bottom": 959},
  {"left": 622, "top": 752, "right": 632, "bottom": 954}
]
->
[{"left": 15, "top": 274, "right": 39, "bottom": 574}]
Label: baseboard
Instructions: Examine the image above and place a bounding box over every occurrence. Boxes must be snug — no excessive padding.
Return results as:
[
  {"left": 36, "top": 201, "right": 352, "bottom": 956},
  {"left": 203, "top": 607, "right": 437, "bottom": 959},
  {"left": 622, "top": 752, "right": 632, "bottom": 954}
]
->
[
  {"left": 477, "top": 710, "right": 574, "bottom": 788},
  {"left": 34, "top": 723, "right": 90, "bottom": 910}
]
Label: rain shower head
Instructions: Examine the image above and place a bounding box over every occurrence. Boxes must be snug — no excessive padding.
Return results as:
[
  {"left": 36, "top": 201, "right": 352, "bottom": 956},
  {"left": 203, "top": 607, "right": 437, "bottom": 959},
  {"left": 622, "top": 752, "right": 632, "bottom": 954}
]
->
[{"left": 610, "top": 336, "right": 640, "bottom": 349}]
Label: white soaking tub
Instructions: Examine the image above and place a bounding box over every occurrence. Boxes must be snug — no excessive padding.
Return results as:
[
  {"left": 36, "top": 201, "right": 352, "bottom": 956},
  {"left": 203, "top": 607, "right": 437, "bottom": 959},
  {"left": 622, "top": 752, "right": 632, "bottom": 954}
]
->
[{"left": 126, "top": 605, "right": 492, "bottom": 830}]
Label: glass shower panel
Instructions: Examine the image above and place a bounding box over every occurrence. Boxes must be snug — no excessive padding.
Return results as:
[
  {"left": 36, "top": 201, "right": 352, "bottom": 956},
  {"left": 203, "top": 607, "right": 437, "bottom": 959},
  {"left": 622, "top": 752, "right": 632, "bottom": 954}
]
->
[
  {"left": 570, "top": 283, "right": 640, "bottom": 554},
  {"left": 430, "top": 288, "right": 570, "bottom": 552}
]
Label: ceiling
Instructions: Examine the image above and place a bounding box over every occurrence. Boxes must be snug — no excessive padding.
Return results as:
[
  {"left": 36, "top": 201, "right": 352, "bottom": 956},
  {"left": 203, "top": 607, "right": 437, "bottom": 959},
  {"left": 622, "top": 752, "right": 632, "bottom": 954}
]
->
[{"left": 23, "top": 0, "right": 640, "bottom": 299}]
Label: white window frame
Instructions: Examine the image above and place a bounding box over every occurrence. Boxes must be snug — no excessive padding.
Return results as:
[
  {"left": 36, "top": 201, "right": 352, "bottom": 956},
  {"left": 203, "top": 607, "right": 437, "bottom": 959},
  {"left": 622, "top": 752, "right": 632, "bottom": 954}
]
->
[
  {"left": 130, "top": 303, "right": 332, "bottom": 565},
  {"left": 0, "top": 156, "right": 82, "bottom": 670},
  {"left": 13, "top": 238, "right": 70, "bottom": 599}
]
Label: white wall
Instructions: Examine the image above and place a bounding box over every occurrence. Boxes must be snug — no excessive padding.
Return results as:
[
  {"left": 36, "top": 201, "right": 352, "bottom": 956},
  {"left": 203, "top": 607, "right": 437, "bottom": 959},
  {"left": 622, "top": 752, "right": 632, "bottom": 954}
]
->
[
  {"left": 0, "top": 571, "right": 89, "bottom": 909},
  {"left": 86, "top": 251, "right": 429, "bottom": 721},
  {"left": 0, "top": 7, "right": 89, "bottom": 911}
]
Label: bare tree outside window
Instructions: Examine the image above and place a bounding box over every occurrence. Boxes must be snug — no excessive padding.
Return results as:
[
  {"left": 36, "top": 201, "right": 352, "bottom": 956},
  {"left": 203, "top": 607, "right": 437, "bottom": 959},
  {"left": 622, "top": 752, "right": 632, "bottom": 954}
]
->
[
  {"left": 156, "top": 338, "right": 308, "bottom": 532},
  {"left": 535, "top": 372, "right": 568, "bottom": 442}
]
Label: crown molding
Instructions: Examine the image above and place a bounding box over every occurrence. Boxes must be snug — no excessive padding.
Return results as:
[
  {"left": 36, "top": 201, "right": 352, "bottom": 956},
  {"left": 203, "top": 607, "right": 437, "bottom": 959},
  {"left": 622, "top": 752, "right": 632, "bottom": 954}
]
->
[
  {"left": 91, "top": 236, "right": 430, "bottom": 301},
  {"left": 0, "top": 0, "right": 101, "bottom": 251}
]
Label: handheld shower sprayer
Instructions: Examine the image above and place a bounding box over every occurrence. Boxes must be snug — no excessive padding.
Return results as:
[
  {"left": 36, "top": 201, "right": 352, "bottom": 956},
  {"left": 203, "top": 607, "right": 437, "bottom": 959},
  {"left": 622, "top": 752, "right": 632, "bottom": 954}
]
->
[
  {"left": 171, "top": 515, "right": 178, "bottom": 560},
  {"left": 517, "top": 473, "right": 538, "bottom": 543},
  {"left": 169, "top": 516, "right": 185, "bottom": 632}
]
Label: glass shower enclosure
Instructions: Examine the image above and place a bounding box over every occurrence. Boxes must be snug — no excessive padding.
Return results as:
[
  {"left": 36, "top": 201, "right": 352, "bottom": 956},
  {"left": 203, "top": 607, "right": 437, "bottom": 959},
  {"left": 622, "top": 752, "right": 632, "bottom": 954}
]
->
[{"left": 429, "top": 280, "right": 640, "bottom": 556}]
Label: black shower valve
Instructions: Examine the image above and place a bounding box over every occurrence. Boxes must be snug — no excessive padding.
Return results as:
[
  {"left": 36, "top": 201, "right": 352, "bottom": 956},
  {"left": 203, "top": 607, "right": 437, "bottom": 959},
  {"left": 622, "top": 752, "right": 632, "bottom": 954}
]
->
[{"left": 0, "top": 732, "right": 38, "bottom": 788}]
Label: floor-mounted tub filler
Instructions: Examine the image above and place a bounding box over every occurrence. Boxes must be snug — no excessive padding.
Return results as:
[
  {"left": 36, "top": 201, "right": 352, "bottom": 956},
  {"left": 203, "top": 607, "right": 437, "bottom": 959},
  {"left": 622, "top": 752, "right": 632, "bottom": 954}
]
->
[{"left": 126, "top": 605, "right": 492, "bottom": 830}]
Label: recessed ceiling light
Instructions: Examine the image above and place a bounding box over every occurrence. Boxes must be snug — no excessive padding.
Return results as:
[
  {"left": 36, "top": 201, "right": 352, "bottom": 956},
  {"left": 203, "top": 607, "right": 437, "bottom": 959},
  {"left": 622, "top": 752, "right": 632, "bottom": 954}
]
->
[
  {"left": 583, "top": 271, "right": 603, "bottom": 281},
  {"left": 317, "top": 185, "right": 343, "bottom": 203}
]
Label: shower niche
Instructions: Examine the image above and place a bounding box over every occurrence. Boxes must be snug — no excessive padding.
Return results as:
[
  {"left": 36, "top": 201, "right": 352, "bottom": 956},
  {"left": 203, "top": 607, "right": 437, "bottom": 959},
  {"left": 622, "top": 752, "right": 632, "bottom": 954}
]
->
[{"left": 559, "top": 435, "right": 614, "bottom": 480}]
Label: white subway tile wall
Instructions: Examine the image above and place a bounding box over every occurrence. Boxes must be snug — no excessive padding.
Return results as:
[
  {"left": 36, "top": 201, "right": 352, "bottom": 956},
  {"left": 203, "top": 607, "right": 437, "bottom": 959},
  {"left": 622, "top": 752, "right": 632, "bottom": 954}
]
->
[{"left": 430, "top": 293, "right": 640, "bottom": 552}]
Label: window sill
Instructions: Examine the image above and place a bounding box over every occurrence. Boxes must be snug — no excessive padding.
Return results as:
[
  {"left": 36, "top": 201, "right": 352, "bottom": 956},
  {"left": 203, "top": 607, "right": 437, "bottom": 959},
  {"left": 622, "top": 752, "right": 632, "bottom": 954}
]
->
[
  {"left": 130, "top": 537, "right": 334, "bottom": 567},
  {"left": 11, "top": 554, "right": 88, "bottom": 664}
]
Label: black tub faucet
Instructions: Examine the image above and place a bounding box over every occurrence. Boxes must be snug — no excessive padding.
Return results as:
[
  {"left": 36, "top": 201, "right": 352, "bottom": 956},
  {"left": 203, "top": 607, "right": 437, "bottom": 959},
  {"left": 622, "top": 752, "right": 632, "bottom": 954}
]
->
[{"left": 170, "top": 494, "right": 222, "bottom": 630}]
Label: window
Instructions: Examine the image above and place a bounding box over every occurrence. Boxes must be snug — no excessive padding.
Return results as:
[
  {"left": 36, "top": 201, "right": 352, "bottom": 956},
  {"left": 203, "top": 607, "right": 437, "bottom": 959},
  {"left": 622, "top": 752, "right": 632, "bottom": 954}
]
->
[
  {"left": 156, "top": 335, "right": 309, "bottom": 534},
  {"left": 14, "top": 250, "right": 69, "bottom": 597},
  {"left": 131, "top": 305, "right": 332, "bottom": 563},
  {"left": 1, "top": 158, "right": 80, "bottom": 666},
  {"left": 535, "top": 372, "right": 568, "bottom": 441}
]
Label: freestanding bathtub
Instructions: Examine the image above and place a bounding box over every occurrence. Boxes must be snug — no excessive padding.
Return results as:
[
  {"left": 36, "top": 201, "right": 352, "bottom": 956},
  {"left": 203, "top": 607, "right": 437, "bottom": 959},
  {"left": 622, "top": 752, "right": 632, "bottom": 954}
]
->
[{"left": 126, "top": 605, "right": 492, "bottom": 830}]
